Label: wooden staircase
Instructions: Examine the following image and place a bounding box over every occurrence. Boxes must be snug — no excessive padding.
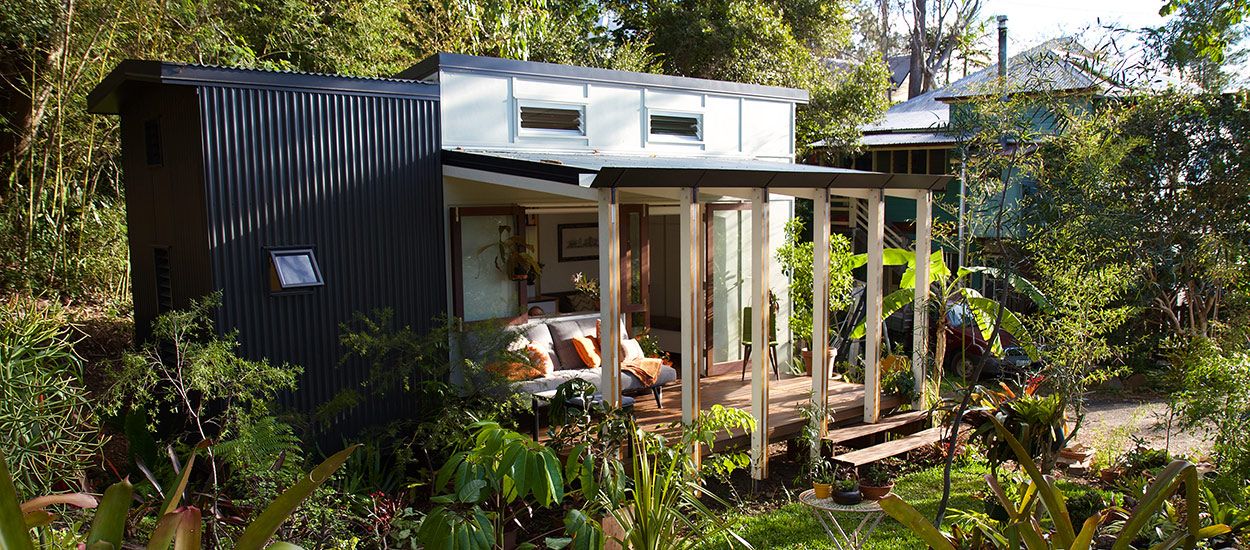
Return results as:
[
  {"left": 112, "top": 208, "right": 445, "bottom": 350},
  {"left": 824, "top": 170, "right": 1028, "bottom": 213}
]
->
[
  {"left": 822, "top": 409, "right": 946, "bottom": 467},
  {"left": 832, "top": 198, "right": 912, "bottom": 250}
]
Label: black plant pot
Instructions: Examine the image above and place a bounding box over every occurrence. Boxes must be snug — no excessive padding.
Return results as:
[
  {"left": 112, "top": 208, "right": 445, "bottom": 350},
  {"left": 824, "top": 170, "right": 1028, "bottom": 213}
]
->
[
  {"left": 985, "top": 499, "right": 1011, "bottom": 521},
  {"left": 832, "top": 489, "right": 862, "bottom": 505}
]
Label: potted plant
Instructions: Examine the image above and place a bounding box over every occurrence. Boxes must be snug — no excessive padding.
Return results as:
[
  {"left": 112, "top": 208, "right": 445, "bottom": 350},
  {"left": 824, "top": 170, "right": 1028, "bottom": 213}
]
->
[
  {"left": 858, "top": 462, "right": 895, "bottom": 500},
  {"left": 810, "top": 458, "right": 835, "bottom": 499},
  {"left": 832, "top": 475, "right": 862, "bottom": 505},
  {"left": 480, "top": 226, "right": 543, "bottom": 282}
]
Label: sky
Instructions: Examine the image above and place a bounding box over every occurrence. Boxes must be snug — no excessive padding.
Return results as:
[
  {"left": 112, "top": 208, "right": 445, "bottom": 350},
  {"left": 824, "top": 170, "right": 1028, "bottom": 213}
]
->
[{"left": 983, "top": 0, "right": 1170, "bottom": 50}]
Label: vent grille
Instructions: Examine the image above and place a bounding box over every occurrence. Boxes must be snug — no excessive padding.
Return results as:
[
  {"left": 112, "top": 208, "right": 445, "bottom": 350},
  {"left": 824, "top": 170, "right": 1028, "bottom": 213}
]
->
[
  {"left": 519, "top": 106, "right": 583, "bottom": 132},
  {"left": 650, "top": 114, "right": 700, "bottom": 138},
  {"left": 154, "top": 247, "right": 172, "bottom": 313}
]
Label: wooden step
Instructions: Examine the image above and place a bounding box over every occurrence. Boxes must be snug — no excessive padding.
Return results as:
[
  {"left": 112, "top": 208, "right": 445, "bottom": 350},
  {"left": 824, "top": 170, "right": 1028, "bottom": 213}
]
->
[
  {"left": 821, "top": 410, "right": 929, "bottom": 445},
  {"left": 831, "top": 426, "right": 946, "bottom": 467}
]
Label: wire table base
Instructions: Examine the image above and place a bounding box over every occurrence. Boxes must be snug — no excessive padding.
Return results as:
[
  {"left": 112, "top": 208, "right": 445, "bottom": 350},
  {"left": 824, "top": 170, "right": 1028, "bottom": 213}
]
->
[{"left": 798, "top": 489, "right": 885, "bottom": 550}]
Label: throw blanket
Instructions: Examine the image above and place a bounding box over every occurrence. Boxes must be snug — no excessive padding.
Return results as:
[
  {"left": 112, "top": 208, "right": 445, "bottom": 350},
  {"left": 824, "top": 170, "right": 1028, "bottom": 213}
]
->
[{"left": 620, "top": 357, "right": 664, "bottom": 387}]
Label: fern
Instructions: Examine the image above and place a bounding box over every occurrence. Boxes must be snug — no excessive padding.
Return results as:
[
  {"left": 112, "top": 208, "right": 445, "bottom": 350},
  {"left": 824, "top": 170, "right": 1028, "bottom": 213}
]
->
[{"left": 216, "top": 415, "right": 303, "bottom": 481}]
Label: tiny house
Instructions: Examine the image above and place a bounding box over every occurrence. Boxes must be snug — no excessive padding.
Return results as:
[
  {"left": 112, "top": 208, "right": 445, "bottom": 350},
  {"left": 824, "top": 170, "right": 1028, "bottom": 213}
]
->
[{"left": 92, "top": 55, "right": 950, "bottom": 477}]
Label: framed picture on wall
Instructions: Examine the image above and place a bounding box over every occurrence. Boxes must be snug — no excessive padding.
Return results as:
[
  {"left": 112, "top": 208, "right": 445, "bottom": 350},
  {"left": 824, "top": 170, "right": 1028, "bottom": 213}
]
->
[{"left": 557, "top": 223, "right": 599, "bottom": 262}]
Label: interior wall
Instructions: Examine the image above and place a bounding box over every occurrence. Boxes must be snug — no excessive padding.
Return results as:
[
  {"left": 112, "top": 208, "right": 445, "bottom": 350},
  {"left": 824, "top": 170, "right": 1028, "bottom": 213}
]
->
[
  {"left": 647, "top": 214, "right": 681, "bottom": 321},
  {"left": 536, "top": 212, "right": 599, "bottom": 294}
]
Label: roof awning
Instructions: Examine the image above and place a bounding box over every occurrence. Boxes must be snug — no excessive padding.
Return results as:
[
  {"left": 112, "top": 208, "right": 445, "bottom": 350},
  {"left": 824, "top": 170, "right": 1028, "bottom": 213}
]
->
[{"left": 443, "top": 149, "right": 951, "bottom": 192}]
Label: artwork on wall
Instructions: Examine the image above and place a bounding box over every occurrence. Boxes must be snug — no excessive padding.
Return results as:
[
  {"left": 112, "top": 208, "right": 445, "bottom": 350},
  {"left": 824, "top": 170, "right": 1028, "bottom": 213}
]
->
[{"left": 557, "top": 223, "right": 599, "bottom": 262}]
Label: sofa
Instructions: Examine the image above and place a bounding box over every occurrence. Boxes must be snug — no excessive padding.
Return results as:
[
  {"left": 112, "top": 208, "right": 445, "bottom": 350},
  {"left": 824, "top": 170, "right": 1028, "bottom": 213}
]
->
[{"left": 509, "top": 312, "right": 677, "bottom": 407}]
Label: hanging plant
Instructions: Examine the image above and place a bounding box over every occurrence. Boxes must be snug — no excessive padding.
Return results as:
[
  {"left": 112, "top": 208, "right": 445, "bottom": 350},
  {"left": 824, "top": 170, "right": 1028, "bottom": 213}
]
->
[{"left": 479, "top": 226, "right": 543, "bottom": 282}]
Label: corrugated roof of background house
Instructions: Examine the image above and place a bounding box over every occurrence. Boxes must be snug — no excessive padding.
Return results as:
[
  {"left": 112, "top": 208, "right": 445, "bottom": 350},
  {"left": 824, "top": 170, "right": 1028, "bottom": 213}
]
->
[{"left": 935, "top": 37, "right": 1105, "bottom": 100}]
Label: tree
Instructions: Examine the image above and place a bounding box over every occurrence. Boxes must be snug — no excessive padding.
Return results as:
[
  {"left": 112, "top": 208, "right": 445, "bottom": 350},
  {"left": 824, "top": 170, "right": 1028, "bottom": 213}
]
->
[
  {"left": 902, "top": 0, "right": 985, "bottom": 97},
  {"left": 1159, "top": 0, "right": 1250, "bottom": 67},
  {"left": 1153, "top": 0, "right": 1248, "bottom": 90},
  {"left": 1030, "top": 92, "right": 1250, "bottom": 342},
  {"left": 606, "top": 0, "right": 891, "bottom": 156}
]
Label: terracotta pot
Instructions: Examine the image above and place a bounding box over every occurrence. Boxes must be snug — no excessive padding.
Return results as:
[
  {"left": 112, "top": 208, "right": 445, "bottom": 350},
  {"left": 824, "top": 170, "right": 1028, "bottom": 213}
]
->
[
  {"left": 813, "top": 482, "right": 833, "bottom": 499},
  {"left": 832, "top": 489, "right": 862, "bottom": 506},
  {"left": 859, "top": 481, "right": 894, "bottom": 500},
  {"left": 800, "top": 349, "right": 838, "bottom": 377}
]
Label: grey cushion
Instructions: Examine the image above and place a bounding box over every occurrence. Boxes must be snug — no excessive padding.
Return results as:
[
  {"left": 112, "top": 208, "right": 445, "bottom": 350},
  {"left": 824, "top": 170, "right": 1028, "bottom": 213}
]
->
[
  {"left": 546, "top": 319, "right": 597, "bottom": 370},
  {"left": 620, "top": 365, "right": 678, "bottom": 392},
  {"left": 512, "top": 368, "right": 596, "bottom": 394},
  {"left": 512, "top": 364, "right": 676, "bottom": 396}
]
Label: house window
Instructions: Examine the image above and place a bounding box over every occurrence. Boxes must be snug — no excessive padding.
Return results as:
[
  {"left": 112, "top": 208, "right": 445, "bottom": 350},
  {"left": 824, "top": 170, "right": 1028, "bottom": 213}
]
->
[
  {"left": 517, "top": 103, "right": 585, "bottom": 135},
  {"left": 268, "top": 248, "right": 324, "bottom": 291},
  {"left": 891, "top": 150, "right": 908, "bottom": 173},
  {"left": 649, "top": 113, "right": 701, "bottom": 139},
  {"left": 910, "top": 150, "right": 928, "bottom": 174},
  {"left": 144, "top": 118, "right": 163, "bottom": 166},
  {"left": 928, "top": 149, "right": 949, "bottom": 175}
]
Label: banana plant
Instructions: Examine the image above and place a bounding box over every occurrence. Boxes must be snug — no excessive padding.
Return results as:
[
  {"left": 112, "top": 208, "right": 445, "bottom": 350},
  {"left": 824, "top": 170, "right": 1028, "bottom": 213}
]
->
[
  {"left": 879, "top": 416, "right": 1230, "bottom": 549},
  {"left": 418, "top": 421, "right": 602, "bottom": 550},
  {"left": 848, "top": 249, "right": 1051, "bottom": 380},
  {"left": 0, "top": 444, "right": 358, "bottom": 549}
]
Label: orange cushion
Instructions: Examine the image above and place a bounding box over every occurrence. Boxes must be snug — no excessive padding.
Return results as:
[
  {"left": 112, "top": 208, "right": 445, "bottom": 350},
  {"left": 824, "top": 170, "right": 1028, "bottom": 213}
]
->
[
  {"left": 571, "top": 336, "right": 601, "bottom": 369},
  {"left": 489, "top": 344, "right": 553, "bottom": 381},
  {"left": 527, "top": 344, "right": 554, "bottom": 376}
]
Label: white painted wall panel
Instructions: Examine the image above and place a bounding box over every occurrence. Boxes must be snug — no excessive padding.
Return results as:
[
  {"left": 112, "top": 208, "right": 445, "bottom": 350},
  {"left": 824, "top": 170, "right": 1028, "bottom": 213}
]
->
[
  {"left": 439, "top": 68, "right": 800, "bottom": 159},
  {"left": 513, "top": 78, "right": 587, "bottom": 101},
  {"left": 441, "top": 71, "right": 511, "bottom": 147},
  {"left": 587, "top": 85, "right": 643, "bottom": 150},
  {"left": 702, "top": 96, "right": 741, "bottom": 154},
  {"left": 644, "top": 89, "right": 705, "bottom": 111},
  {"left": 741, "top": 99, "right": 792, "bottom": 157}
]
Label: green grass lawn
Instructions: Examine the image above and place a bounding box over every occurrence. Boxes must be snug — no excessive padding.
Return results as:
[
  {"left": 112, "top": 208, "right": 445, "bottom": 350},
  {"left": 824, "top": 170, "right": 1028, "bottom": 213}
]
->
[{"left": 720, "top": 461, "right": 990, "bottom": 549}]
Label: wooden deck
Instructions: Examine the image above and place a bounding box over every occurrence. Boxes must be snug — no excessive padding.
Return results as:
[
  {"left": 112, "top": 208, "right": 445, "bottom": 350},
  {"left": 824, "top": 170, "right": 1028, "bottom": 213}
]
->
[{"left": 630, "top": 372, "right": 904, "bottom": 450}]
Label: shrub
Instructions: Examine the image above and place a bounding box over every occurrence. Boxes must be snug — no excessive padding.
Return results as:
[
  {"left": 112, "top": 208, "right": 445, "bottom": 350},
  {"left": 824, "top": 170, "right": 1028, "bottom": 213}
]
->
[
  {"left": 324, "top": 311, "right": 529, "bottom": 482},
  {"left": 0, "top": 295, "right": 103, "bottom": 495},
  {"left": 101, "top": 292, "right": 300, "bottom": 451},
  {"left": 774, "top": 217, "right": 855, "bottom": 349},
  {"left": 1168, "top": 335, "right": 1250, "bottom": 494}
]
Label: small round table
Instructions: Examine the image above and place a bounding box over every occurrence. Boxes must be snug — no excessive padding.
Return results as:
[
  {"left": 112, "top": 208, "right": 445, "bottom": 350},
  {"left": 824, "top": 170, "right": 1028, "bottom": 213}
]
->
[{"left": 798, "top": 489, "right": 885, "bottom": 550}]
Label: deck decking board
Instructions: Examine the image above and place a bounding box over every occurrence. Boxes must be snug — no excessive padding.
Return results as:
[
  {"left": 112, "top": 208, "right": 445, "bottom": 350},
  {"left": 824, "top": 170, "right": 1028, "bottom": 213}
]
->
[
  {"left": 831, "top": 426, "right": 946, "bottom": 467},
  {"left": 622, "top": 372, "right": 900, "bottom": 450},
  {"left": 821, "top": 410, "right": 929, "bottom": 445}
]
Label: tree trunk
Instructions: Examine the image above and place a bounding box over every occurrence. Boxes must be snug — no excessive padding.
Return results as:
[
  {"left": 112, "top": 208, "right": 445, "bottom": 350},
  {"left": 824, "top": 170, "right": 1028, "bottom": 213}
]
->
[
  {"left": 880, "top": 0, "right": 890, "bottom": 59},
  {"left": 908, "top": 0, "right": 927, "bottom": 98}
]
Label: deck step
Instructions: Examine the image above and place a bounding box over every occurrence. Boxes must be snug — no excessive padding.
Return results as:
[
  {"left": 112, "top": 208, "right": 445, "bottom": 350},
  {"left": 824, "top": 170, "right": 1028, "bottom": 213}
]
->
[
  {"left": 831, "top": 426, "right": 946, "bottom": 467},
  {"left": 821, "top": 410, "right": 929, "bottom": 445}
]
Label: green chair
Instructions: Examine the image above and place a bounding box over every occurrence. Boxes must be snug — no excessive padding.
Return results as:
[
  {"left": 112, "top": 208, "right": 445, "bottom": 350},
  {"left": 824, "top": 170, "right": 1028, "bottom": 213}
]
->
[{"left": 740, "top": 306, "right": 780, "bottom": 381}]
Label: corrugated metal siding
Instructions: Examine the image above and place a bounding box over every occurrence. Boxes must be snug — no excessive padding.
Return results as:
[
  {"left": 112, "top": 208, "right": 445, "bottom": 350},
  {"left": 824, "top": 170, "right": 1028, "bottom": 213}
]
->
[{"left": 198, "top": 86, "right": 444, "bottom": 436}]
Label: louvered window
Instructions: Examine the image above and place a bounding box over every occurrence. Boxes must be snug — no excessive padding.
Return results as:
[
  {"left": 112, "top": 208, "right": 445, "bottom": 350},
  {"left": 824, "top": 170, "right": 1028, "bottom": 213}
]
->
[
  {"left": 518, "top": 105, "right": 584, "bottom": 134},
  {"left": 649, "top": 114, "right": 701, "bottom": 139},
  {"left": 154, "top": 247, "right": 172, "bottom": 313}
]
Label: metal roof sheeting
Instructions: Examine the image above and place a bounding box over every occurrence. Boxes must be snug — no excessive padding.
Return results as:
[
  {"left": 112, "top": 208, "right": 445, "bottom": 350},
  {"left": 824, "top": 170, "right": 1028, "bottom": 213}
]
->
[
  {"left": 401, "top": 52, "right": 810, "bottom": 103},
  {"left": 860, "top": 132, "right": 957, "bottom": 147},
  {"left": 935, "top": 38, "right": 1104, "bottom": 101},
  {"left": 444, "top": 149, "right": 951, "bottom": 191},
  {"left": 89, "top": 60, "right": 438, "bottom": 114}
]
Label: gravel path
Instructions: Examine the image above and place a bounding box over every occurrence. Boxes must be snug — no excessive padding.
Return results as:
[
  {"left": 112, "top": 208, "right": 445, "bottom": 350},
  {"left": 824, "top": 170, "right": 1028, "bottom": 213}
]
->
[{"left": 1071, "top": 391, "right": 1213, "bottom": 460}]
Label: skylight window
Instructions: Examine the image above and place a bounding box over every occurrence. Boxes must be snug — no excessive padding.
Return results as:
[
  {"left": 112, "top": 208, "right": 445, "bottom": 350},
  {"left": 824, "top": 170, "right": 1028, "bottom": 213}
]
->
[
  {"left": 268, "top": 248, "right": 324, "bottom": 291},
  {"left": 518, "top": 104, "right": 584, "bottom": 134},
  {"left": 649, "top": 113, "right": 701, "bottom": 139}
]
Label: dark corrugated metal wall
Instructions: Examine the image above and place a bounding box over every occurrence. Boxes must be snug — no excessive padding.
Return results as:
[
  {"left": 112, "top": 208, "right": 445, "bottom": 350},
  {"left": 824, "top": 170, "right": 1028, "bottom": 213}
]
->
[{"left": 197, "top": 86, "right": 444, "bottom": 437}]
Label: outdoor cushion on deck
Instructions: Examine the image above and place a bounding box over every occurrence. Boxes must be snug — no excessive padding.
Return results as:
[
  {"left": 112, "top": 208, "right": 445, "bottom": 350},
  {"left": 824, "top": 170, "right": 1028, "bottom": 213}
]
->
[{"left": 500, "top": 312, "right": 676, "bottom": 397}]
